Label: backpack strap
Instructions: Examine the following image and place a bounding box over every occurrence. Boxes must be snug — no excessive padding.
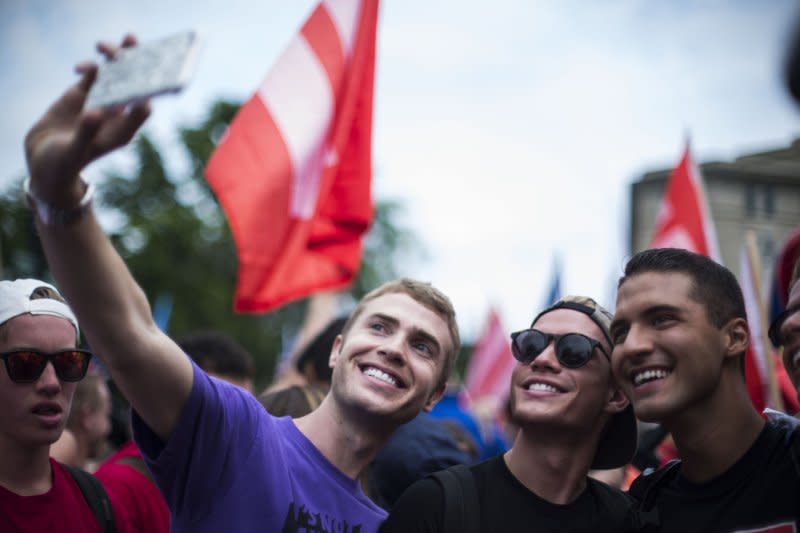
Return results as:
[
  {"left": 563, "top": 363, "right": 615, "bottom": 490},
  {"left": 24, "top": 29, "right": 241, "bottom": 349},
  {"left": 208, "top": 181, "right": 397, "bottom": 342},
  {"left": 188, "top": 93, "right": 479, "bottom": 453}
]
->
[
  {"left": 64, "top": 464, "right": 117, "bottom": 533},
  {"left": 429, "top": 464, "right": 480, "bottom": 533},
  {"left": 628, "top": 459, "right": 681, "bottom": 530}
]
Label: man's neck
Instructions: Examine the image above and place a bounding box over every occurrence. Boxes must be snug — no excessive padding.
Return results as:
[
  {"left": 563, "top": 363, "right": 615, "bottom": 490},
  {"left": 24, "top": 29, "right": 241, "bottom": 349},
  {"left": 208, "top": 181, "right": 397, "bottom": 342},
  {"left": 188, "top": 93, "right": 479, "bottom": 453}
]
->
[
  {"left": 293, "top": 396, "right": 392, "bottom": 480},
  {"left": 504, "top": 424, "right": 599, "bottom": 505},
  {"left": 664, "top": 379, "right": 765, "bottom": 483},
  {"left": 0, "top": 439, "right": 53, "bottom": 496}
]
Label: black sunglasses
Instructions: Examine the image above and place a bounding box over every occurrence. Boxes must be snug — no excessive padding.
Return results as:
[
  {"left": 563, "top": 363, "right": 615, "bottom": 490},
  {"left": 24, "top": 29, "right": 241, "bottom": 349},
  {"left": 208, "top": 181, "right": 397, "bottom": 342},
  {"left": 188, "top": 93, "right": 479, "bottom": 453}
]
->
[
  {"left": 510, "top": 329, "right": 609, "bottom": 369},
  {"left": 768, "top": 304, "right": 800, "bottom": 348},
  {"left": 0, "top": 349, "right": 92, "bottom": 384}
]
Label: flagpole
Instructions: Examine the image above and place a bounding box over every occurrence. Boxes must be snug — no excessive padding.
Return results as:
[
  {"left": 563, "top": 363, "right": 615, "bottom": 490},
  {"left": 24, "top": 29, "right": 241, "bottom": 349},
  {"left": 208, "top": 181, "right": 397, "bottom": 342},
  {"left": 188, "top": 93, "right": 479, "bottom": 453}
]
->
[{"left": 744, "top": 231, "right": 784, "bottom": 412}]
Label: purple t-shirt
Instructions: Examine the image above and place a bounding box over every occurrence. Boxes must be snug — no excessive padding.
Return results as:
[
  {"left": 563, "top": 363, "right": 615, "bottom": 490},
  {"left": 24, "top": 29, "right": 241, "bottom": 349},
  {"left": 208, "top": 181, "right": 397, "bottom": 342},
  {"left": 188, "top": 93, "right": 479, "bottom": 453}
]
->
[{"left": 133, "top": 362, "right": 387, "bottom": 532}]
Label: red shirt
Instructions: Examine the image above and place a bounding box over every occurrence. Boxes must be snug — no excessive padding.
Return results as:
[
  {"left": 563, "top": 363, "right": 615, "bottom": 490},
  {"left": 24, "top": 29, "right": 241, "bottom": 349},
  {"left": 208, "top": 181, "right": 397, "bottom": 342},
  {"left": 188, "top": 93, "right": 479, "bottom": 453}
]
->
[
  {"left": 0, "top": 458, "right": 132, "bottom": 532},
  {"left": 95, "top": 441, "right": 169, "bottom": 533}
]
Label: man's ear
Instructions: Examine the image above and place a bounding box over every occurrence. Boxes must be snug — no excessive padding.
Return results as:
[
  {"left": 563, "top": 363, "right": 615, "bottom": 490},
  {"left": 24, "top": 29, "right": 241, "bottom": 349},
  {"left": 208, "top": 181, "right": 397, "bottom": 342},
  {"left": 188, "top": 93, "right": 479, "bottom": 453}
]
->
[
  {"left": 604, "top": 385, "right": 630, "bottom": 416},
  {"left": 422, "top": 382, "right": 447, "bottom": 413},
  {"left": 722, "top": 317, "right": 749, "bottom": 361},
  {"left": 329, "top": 334, "right": 343, "bottom": 369}
]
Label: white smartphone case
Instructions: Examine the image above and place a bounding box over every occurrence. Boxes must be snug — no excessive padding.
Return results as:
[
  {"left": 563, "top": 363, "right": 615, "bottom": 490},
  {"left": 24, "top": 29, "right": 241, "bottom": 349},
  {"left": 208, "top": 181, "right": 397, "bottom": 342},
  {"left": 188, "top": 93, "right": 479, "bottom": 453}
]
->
[{"left": 85, "top": 30, "right": 201, "bottom": 109}]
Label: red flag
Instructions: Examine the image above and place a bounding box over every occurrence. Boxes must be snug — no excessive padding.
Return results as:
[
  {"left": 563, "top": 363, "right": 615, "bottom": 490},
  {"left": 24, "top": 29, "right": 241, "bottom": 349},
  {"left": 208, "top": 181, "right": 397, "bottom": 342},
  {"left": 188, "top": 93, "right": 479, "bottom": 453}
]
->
[
  {"left": 649, "top": 143, "right": 793, "bottom": 413},
  {"left": 464, "top": 308, "right": 515, "bottom": 407},
  {"left": 649, "top": 143, "right": 720, "bottom": 260},
  {"left": 205, "top": 0, "right": 379, "bottom": 312}
]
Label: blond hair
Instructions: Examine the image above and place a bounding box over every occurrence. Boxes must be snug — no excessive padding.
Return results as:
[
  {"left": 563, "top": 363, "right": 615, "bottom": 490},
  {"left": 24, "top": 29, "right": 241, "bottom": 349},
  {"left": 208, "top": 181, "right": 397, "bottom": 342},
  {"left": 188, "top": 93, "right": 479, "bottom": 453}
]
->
[{"left": 341, "top": 278, "right": 460, "bottom": 389}]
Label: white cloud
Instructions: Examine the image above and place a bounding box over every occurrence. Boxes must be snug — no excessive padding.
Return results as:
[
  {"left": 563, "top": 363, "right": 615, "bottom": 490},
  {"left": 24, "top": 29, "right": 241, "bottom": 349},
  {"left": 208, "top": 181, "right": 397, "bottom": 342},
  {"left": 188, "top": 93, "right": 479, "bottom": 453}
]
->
[{"left": 3, "top": 0, "right": 800, "bottom": 341}]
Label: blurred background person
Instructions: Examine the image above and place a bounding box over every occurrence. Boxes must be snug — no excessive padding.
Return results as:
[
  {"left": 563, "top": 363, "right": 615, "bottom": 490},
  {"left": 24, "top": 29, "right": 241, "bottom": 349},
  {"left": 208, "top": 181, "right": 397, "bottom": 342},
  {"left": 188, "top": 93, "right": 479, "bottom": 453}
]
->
[
  {"left": 50, "top": 373, "right": 113, "bottom": 471},
  {"left": 176, "top": 331, "right": 256, "bottom": 393}
]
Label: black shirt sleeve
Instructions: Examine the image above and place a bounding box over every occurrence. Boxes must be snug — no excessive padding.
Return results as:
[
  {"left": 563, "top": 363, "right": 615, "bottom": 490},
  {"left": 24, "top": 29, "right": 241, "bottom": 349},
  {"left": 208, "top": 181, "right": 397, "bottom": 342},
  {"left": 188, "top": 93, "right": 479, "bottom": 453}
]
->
[{"left": 379, "top": 477, "right": 444, "bottom": 533}]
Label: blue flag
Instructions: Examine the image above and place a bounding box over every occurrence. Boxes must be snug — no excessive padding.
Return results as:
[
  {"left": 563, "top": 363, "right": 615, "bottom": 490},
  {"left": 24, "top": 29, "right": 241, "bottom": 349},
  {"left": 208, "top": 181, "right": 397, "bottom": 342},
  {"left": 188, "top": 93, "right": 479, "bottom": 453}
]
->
[{"left": 544, "top": 255, "right": 562, "bottom": 306}]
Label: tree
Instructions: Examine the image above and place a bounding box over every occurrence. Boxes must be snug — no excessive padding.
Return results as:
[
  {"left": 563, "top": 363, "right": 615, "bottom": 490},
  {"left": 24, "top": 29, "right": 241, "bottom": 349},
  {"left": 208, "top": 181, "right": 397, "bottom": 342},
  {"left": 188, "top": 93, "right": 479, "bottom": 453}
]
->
[
  {"left": 0, "top": 99, "right": 422, "bottom": 388},
  {"left": 0, "top": 185, "right": 46, "bottom": 281}
]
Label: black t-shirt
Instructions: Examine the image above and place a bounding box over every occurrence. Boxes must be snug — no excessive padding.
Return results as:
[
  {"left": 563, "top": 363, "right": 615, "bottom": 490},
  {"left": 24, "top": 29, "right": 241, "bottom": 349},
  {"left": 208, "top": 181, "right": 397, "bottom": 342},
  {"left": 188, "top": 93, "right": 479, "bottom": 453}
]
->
[
  {"left": 638, "top": 417, "right": 800, "bottom": 532},
  {"left": 379, "top": 455, "right": 636, "bottom": 532}
]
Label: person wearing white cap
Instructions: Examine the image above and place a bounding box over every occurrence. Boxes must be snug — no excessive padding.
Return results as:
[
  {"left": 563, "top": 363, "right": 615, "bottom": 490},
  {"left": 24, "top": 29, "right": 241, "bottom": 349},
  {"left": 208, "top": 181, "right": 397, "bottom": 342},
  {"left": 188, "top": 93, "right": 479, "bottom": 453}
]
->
[{"left": 0, "top": 279, "right": 130, "bottom": 532}]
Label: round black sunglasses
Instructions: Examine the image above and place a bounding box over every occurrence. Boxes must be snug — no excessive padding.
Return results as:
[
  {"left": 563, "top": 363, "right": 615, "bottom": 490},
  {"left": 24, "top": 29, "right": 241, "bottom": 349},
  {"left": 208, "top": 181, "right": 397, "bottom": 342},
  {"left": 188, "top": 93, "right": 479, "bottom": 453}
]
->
[{"left": 510, "top": 329, "right": 609, "bottom": 369}]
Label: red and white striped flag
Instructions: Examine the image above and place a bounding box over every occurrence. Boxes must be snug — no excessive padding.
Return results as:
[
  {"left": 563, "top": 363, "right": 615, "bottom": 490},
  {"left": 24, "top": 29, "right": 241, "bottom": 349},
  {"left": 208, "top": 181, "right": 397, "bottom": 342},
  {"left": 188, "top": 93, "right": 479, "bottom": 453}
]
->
[
  {"left": 650, "top": 142, "right": 720, "bottom": 260},
  {"left": 740, "top": 238, "right": 782, "bottom": 411},
  {"left": 205, "top": 0, "right": 379, "bottom": 312},
  {"left": 464, "top": 308, "right": 515, "bottom": 407},
  {"left": 650, "top": 143, "right": 793, "bottom": 412}
]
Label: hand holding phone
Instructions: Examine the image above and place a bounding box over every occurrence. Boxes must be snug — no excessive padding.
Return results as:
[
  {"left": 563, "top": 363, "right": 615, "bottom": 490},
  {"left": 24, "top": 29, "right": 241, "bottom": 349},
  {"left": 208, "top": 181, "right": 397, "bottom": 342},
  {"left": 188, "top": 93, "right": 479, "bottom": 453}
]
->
[{"left": 85, "top": 30, "right": 202, "bottom": 109}]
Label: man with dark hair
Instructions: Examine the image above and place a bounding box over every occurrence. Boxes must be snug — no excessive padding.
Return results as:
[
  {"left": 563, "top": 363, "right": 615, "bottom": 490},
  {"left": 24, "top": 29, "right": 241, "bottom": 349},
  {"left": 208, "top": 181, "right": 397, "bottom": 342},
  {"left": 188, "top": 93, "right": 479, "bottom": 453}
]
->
[
  {"left": 295, "top": 317, "right": 347, "bottom": 389},
  {"left": 611, "top": 248, "right": 800, "bottom": 531},
  {"left": 175, "top": 331, "right": 255, "bottom": 393},
  {"left": 381, "top": 296, "right": 637, "bottom": 532},
  {"left": 22, "top": 35, "right": 460, "bottom": 532}
]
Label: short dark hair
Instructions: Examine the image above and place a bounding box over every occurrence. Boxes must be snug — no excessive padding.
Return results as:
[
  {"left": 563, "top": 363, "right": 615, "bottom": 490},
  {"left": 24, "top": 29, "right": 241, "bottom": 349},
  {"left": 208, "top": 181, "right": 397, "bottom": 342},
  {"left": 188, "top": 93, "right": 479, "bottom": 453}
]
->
[
  {"left": 619, "top": 248, "right": 746, "bottom": 328},
  {"left": 295, "top": 317, "right": 347, "bottom": 385},
  {"left": 258, "top": 384, "right": 327, "bottom": 418},
  {"left": 176, "top": 331, "right": 255, "bottom": 380}
]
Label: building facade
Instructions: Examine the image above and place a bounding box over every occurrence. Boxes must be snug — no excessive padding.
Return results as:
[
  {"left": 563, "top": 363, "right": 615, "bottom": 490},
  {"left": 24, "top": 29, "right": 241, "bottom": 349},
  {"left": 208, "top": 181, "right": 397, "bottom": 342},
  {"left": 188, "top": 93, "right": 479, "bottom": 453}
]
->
[{"left": 630, "top": 140, "right": 800, "bottom": 282}]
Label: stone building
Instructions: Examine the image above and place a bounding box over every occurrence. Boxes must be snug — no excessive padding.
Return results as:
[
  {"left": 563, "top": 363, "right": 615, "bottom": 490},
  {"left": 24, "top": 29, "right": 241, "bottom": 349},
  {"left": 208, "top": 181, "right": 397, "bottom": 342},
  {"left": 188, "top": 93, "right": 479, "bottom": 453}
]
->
[{"left": 630, "top": 140, "right": 800, "bottom": 281}]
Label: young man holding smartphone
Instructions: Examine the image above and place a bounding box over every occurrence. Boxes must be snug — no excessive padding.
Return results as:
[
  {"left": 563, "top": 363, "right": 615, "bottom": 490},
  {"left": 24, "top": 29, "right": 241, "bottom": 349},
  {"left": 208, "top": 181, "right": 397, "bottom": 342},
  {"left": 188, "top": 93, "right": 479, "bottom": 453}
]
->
[{"left": 23, "top": 35, "right": 460, "bottom": 532}]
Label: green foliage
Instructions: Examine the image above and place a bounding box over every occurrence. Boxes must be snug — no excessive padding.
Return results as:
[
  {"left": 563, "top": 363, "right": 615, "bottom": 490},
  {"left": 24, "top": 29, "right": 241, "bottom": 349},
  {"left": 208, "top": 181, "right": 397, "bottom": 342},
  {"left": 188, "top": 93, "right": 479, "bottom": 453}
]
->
[
  {"left": 0, "top": 99, "right": 421, "bottom": 390},
  {"left": 0, "top": 184, "right": 47, "bottom": 280}
]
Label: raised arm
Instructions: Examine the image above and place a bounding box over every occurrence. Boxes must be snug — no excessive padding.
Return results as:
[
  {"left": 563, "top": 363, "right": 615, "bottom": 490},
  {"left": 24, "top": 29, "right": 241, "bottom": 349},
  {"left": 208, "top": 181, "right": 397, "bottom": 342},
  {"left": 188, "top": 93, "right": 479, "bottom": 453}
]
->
[{"left": 24, "top": 35, "right": 193, "bottom": 440}]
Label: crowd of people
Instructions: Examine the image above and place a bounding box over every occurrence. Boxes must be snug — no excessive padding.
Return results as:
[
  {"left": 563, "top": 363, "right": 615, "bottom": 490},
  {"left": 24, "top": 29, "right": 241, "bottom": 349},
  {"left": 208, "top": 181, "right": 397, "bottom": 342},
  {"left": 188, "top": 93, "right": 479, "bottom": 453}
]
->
[{"left": 0, "top": 34, "right": 798, "bottom": 532}]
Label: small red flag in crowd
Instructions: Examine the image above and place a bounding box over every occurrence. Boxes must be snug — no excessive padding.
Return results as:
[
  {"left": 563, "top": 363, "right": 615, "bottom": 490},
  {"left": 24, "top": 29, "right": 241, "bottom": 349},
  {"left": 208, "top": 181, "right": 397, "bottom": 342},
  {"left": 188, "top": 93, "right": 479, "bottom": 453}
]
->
[
  {"left": 205, "top": 0, "right": 379, "bottom": 312},
  {"left": 464, "top": 308, "right": 515, "bottom": 406},
  {"left": 651, "top": 141, "right": 794, "bottom": 413},
  {"left": 649, "top": 142, "right": 720, "bottom": 259}
]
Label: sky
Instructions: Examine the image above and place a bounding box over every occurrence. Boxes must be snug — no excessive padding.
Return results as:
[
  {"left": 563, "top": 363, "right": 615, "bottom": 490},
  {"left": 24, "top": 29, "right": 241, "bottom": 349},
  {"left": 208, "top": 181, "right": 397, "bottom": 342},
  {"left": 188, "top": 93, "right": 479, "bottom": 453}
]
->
[{"left": 2, "top": 0, "right": 800, "bottom": 340}]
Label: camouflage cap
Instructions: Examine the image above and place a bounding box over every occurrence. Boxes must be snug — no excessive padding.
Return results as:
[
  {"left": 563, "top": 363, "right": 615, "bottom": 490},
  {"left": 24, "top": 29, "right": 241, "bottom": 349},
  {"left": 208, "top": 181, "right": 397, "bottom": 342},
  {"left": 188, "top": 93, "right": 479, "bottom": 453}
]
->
[
  {"left": 532, "top": 295, "right": 613, "bottom": 348},
  {"left": 530, "top": 295, "right": 636, "bottom": 470}
]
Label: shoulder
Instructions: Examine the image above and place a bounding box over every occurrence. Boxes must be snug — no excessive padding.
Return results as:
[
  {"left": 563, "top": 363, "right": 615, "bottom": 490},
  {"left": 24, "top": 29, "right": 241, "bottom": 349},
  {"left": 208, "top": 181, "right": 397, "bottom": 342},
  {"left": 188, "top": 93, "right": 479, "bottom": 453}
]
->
[
  {"left": 468, "top": 454, "right": 504, "bottom": 479},
  {"left": 764, "top": 409, "right": 800, "bottom": 441},
  {"left": 587, "top": 477, "right": 635, "bottom": 506},
  {"left": 380, "top": 477, "right": 444, "bottom": 533},
  {"left": 628, "top": 460, "right": 681, "bottom": 503}
]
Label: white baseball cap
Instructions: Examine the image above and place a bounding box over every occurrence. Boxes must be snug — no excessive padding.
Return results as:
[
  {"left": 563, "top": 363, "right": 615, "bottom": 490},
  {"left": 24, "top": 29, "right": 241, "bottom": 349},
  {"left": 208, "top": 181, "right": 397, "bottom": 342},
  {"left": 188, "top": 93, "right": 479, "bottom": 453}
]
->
[{"left": 0, "top": 279, "right": 79, "bottom": 337}]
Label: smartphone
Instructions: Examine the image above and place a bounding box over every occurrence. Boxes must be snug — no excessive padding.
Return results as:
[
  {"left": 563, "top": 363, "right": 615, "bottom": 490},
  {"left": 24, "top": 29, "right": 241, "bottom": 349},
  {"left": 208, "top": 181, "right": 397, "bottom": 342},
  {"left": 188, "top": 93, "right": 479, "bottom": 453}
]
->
[{"left": 85, "top": 30, "right": 202, "bottom": 109}]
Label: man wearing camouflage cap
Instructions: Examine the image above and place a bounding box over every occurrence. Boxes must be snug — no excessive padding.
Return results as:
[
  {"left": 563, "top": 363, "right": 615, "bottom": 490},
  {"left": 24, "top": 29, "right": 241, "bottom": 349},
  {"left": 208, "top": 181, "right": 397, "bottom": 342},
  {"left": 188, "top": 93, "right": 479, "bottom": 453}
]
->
[{"left": 381, "top": 295, "right": 638, "bottom": 532}]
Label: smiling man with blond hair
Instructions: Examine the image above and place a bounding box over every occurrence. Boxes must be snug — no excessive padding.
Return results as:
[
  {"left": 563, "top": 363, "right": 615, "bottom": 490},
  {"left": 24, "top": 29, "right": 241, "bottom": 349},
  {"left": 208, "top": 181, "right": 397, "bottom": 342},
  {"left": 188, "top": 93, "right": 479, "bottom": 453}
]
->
[{"left": 22, "top": 35, "right": 460, "bottom": 533}]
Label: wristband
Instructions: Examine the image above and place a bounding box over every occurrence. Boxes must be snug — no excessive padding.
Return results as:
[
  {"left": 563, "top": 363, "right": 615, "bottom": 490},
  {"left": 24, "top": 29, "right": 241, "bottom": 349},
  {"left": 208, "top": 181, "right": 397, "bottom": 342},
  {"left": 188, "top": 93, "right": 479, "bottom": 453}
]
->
[{"left": 23, "top": 177, "right": 95, "bottom": 226}]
